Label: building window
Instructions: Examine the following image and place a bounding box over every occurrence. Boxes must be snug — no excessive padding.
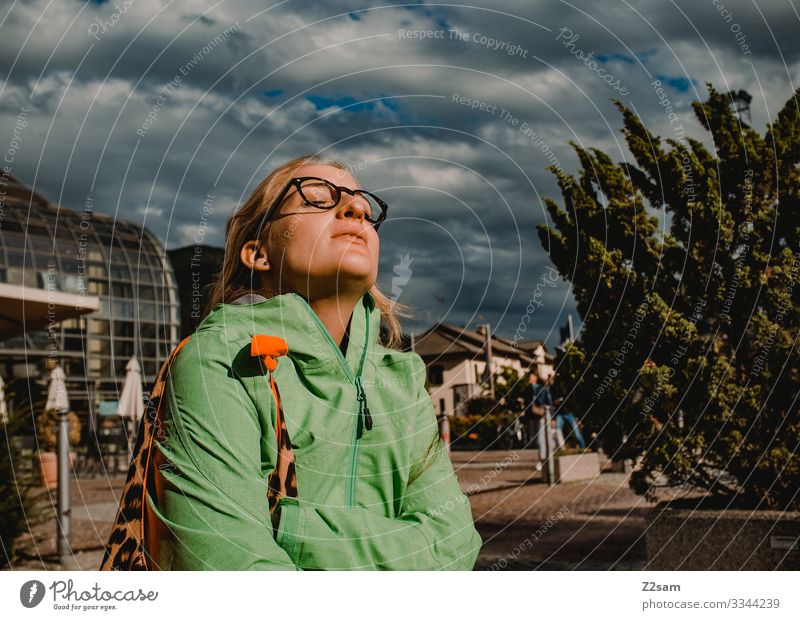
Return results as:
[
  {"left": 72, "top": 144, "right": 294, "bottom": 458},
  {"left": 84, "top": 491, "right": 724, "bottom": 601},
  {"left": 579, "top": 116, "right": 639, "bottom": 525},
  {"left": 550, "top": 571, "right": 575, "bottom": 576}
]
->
[
  {"left": 112, "top": 282, "right": 134, "bottom": 298},
  {"left": 63, "top": 336, "right": 84, "bottom": 352},
  {"left": 113, "top": 321, "right": 134, "bottom": 339},
  {"left": 139, "top": 302, "right": 156, "bottom": 320},
  {"left": 141, "top": 340, "right": 156, "bottom": 359},
  {"left": 64, "top": 358, "right": 85, "bottom": 377},
  {"left": 112, "top": 300, "right": 135, "bottom": 319},
  {"left": 452, "top": 383, "right": 472, "bottom": 415},
  {"left": 61, "top": 273, "right": 85, "bottom": 294},
  {"left": 36, "top": 270, "right": 60, "bottom": 291},
  {"left": 31, "top": 236, "right": 54, "bottom": 253},
  {"left": 113, "top": 339, "right": 134, "bottom": 358},
  {"left": 89, "top": 338, "right": 111, "bottom": 355},
  {"left": 88, "top": 358, "right": 103, "bottom": 374},
  {"left": 2, "top": 232, "right": 28, "bottom": 249},
  {"left": 0, "top": 219, "right": 23, "bottom": 233},
  {"left": 7, "top": 250, "right": 32, "bottom": 267},
  {"left": 90, "top": 319, "right": 110, "bottom": 336},
  {"left": 143, "top": 360, "right": 157, "bottom": 378},
  {"left": 427, "top": 364, "right": 443, "bottom": 386},
  {"left": 5, "top": 267, "right": 35, "bottom": 286},
  {"left": 88, "top": 263, "right": 107, "bottom": 278},
  {"left": 88, "top": 280, "right": 108, "bottom": 295},
  {"left": 110, "top": 265, "right": 130, "bottom": 280}
]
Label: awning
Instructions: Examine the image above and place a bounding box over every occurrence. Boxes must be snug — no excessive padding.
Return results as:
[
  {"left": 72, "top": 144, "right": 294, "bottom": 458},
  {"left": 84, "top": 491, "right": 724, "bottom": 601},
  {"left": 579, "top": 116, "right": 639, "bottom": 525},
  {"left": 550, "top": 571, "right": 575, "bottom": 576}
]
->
[{"left": 0, "top": 282, "right": 100, "bottom": 340}]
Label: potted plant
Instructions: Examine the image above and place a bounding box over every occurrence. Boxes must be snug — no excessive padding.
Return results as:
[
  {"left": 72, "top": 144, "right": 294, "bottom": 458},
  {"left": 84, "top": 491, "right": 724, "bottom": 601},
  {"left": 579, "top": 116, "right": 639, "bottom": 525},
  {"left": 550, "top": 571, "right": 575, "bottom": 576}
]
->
[
  {"left": 552, "top": 446, "right": 599, "bottom": 483},
  {"left": 35, "top": 408, "right": 81, "bottom": 489}
]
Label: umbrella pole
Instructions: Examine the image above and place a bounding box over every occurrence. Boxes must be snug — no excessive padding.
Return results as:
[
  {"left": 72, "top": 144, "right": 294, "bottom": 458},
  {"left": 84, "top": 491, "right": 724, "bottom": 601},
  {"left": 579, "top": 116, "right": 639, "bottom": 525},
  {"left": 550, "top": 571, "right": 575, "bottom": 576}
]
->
[
  {"left": 56, "top": 409, "right": 72, "bottom": 567},
  {"left": 127, "top": 417, "right": 133, "bottom": 466}
]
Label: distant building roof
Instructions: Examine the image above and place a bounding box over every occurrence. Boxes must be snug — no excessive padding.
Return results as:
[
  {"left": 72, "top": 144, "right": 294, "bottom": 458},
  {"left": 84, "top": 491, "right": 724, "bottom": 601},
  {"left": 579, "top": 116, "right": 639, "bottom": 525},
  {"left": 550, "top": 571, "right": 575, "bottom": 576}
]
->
[
  {"left": 515, "top": 339, "right": 548, "bottom": 351},
  {"left": 514, "top": 338, "right": 554, "bottom": 363},
  {"left": 413, "top": 322, "right": 537, "bottom": 366}
]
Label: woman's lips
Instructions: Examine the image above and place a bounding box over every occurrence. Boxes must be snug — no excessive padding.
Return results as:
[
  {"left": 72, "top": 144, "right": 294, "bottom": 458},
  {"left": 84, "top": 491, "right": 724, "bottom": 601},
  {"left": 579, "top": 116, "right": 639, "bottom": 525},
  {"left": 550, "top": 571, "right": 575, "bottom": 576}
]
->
[{"left": 334, "top": 233, "right": 366, "bottom": 245}]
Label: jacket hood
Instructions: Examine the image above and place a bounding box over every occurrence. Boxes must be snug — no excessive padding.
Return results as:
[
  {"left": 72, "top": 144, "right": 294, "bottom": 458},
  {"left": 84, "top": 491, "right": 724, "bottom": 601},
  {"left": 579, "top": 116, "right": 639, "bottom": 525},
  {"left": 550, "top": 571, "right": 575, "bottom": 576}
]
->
[{"left": 196, "top": 290, "right": 381, "bottom": 381}]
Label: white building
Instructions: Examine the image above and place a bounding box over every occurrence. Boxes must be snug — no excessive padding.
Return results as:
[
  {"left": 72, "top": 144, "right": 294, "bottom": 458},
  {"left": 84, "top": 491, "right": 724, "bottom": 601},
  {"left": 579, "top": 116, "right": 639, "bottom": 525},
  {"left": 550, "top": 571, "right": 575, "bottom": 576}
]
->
[{"left": 413, "top": 323, "right": 553, "bottom": 416}]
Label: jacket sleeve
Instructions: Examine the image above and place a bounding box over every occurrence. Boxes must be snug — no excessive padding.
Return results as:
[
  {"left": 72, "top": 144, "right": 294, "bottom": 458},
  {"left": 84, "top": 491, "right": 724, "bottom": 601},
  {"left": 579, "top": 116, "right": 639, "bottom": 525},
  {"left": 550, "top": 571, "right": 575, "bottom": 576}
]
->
[
  {"left": 273, "top": 359, "right": 483, "bottom": 570},
  {"left": 147, "top": 332, "right": 299, "bottom": 570}
]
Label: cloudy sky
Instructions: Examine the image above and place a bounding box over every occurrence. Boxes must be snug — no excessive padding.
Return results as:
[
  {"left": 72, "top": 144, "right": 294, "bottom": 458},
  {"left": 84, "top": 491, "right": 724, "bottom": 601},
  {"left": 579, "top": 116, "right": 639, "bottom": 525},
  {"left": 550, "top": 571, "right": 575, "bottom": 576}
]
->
[{"left": 1, "top": 0, "right": 798, "bottom": 346}]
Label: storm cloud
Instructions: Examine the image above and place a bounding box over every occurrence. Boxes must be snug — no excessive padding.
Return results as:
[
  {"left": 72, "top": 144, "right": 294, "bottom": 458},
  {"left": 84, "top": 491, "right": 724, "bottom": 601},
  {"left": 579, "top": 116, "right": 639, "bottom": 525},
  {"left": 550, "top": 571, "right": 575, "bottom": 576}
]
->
[{"left": 2, "top": 0, "right": 797, "bottom": 345}]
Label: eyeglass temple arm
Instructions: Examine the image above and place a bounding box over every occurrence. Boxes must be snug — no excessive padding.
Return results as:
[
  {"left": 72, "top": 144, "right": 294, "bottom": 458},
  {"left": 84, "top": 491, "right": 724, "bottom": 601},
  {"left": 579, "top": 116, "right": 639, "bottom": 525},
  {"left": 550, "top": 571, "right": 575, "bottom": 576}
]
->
[{"left": 264, "top": 179, "right": 299, "bottom": 221}]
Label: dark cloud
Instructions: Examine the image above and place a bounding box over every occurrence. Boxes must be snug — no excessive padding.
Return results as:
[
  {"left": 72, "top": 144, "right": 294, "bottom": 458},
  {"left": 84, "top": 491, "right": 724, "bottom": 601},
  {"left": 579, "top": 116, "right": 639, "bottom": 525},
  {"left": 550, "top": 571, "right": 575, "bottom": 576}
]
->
[{"left": 1, "top": 0, "right": 797, "bottom": 347}]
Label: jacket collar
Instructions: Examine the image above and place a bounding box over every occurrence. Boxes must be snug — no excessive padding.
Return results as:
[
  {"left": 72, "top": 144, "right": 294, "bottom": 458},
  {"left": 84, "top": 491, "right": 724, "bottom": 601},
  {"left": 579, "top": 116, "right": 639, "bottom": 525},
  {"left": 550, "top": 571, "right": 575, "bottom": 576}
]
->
[{"left": 197, "top": 290, "right": 380, "bottom": 379}]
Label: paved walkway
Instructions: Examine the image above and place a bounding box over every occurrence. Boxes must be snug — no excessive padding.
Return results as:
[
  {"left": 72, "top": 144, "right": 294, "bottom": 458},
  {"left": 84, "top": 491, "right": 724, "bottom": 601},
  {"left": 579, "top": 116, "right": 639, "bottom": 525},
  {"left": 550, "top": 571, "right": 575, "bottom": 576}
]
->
[
  {"left": 9, "top": 475, "right": 127, "bottom": 570},
  {"left": 451, "top": 449, "right": 703, "bottom": 570},
  {"left": 5, "top": 449, "right": 703, "bottom": 570}
]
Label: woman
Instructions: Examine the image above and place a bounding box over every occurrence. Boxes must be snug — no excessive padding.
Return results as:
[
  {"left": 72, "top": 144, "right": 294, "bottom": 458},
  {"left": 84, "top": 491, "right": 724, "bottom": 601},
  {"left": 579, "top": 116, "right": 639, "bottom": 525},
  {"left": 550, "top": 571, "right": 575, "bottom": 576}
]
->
[{"left": 101, "top": 154, "right": 482, "bottom": 570}]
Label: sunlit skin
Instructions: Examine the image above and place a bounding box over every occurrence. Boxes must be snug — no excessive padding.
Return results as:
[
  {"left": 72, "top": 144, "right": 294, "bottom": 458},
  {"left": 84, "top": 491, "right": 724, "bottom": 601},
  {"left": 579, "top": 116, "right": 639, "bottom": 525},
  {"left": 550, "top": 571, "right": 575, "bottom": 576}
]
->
[{"left": 239, "top": 163, "right": 380, "bottom": 351}]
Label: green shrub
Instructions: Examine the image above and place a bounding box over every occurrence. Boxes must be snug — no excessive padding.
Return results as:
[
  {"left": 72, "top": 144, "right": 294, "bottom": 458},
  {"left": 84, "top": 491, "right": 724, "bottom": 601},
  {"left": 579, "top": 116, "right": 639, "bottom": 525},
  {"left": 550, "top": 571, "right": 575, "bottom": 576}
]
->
[
  {"left": 0, "top": 392, "right": 48, "bottom": 569},
  {"left": 450, "top": 410, "right": 519, "bottom": 450}
]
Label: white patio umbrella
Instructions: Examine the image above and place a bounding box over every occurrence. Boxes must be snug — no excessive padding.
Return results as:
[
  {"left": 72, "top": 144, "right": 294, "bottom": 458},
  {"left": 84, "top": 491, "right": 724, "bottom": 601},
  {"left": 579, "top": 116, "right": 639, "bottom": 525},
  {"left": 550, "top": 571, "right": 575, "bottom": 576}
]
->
[
  {"left": 116, "top": 357, "right": 144, "bottom": 463},
  {"left": 0, "top": 375, "right": 8, "bottom": 424},
  {"left": 46, "top": 365, "right": 70, "bottom": 412},
  {"left": 45, "top": 364, "right": 73, "bottom": 562},
  {"left": 116, "top": 357, "right": 144, "bottom": 422}
]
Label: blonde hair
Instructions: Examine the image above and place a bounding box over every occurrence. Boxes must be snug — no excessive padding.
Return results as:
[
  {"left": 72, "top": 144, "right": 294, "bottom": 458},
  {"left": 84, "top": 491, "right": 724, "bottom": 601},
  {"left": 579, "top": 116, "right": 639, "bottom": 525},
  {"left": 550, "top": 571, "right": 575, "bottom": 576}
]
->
[{"left": 202, "top": 154, "right": 411, "bottom": 349}]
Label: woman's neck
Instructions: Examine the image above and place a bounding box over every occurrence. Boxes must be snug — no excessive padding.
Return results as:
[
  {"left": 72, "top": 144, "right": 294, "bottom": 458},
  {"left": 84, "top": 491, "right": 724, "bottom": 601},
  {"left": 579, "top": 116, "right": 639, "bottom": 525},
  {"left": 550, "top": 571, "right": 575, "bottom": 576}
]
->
[{"left": 309, "top": 293, "right": 361, "bottom": 351}]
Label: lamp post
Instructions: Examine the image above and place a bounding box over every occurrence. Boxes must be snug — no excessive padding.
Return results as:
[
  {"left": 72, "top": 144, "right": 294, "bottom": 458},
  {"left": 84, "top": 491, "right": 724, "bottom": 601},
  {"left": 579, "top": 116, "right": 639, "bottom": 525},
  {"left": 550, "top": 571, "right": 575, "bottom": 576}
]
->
[
  {"left": 438, "top": 412, "right": 451, "bottom": 454},
  {"left": 543, "top": 404, "right": 555, "bottom": 486},
  {"left": 478, "top": 323, "right": 494, "bottom": 399}
]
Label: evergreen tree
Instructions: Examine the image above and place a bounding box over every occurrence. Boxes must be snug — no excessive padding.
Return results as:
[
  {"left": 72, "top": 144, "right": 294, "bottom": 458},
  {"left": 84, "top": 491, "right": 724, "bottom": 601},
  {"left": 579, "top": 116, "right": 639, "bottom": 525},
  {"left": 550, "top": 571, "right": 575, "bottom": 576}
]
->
[{"left": 538, "top": 85, "right": 800, "bottom": 510}]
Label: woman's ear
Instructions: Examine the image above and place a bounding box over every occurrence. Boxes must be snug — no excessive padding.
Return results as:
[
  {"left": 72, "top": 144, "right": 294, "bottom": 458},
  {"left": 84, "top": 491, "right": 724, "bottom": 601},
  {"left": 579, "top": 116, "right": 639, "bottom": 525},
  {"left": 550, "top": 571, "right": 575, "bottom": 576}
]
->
[{"left": 240, "top": 240, "right": 271, "bottom": 272}]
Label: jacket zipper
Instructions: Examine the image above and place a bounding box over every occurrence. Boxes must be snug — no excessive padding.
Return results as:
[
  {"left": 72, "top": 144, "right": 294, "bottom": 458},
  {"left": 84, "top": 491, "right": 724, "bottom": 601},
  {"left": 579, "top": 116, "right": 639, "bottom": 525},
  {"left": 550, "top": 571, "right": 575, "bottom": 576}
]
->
[{"left": 299, "top": 298, "right": 371, "bottom": 506}]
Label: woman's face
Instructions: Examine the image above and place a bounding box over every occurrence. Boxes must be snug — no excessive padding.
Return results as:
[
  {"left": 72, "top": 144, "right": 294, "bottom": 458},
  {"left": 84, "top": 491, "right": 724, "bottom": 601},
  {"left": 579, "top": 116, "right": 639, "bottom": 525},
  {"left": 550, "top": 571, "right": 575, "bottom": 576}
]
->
[{"left": 257, "top": 163, "right": 380, "bottom": 301}]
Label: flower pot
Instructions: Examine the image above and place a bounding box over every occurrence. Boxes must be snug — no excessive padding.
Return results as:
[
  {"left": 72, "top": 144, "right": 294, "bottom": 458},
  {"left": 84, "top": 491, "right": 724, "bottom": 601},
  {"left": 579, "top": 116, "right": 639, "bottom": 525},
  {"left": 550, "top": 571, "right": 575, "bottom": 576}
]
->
[
  {"left": 645, "top": 497, "right": 800, "bottom": 569},
  {"left": 36, "top": 451, "right": 77, "bottom": 489},
  {"left": 553, "top": 451, "right": 600, "bottom": 483}
]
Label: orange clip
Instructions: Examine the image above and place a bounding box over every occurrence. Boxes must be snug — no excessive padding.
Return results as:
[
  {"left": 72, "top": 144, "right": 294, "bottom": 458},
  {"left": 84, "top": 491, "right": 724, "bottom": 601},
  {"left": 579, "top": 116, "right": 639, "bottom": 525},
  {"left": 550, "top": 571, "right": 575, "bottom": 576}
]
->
[{"left": 250, "top": 334, "right": 289, "bottom": 372}]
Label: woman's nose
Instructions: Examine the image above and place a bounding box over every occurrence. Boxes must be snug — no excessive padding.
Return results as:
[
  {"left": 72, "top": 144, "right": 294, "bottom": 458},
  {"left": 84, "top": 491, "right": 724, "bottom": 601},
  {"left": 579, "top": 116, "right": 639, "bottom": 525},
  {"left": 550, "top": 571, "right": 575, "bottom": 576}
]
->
[{"left": 337, "top": 192, "right": 370, "bottom": 222}]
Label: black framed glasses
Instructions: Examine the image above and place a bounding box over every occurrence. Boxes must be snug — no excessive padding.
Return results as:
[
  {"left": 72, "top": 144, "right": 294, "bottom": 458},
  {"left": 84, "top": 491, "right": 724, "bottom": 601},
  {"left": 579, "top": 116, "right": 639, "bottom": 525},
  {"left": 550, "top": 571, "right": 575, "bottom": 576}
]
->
[{"left": 264, "top": 176, "right": 389, "bottom": 230}]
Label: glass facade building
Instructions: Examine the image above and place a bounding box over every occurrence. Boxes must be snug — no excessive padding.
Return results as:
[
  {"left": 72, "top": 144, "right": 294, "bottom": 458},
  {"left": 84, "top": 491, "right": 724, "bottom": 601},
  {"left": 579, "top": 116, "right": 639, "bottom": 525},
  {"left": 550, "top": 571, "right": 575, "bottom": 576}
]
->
[{"left": 0, "top": 173, "right": 180, "bottom": 437}]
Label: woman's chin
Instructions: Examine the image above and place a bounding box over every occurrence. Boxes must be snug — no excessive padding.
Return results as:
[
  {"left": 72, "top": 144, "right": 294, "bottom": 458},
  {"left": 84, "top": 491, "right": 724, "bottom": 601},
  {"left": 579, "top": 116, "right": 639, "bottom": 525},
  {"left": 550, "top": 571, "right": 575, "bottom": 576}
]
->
[
  {"left": 322, "top": 270, "right": 374, "bottom": 297},
  {"left": 334, "top": 255, "right": 375, "bottom": 280}
]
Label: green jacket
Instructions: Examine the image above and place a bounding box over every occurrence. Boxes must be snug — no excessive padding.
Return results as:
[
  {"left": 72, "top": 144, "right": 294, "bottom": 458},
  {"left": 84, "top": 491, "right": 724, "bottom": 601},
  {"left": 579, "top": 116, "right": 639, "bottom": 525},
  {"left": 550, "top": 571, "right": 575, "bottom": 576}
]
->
[{"left": 149, "top": 290, "right": 482, "bottom": 570}]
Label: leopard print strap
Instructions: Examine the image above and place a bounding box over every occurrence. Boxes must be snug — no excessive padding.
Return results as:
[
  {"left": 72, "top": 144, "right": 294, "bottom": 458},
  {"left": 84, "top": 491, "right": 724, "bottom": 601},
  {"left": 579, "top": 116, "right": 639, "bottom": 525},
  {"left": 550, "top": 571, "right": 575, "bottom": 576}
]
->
[
  {"left": 99, "top": 336, "right": 190, "bottom": 571},
  {"left": 267, "top": 374, "right": 298, "bottom": 516}
]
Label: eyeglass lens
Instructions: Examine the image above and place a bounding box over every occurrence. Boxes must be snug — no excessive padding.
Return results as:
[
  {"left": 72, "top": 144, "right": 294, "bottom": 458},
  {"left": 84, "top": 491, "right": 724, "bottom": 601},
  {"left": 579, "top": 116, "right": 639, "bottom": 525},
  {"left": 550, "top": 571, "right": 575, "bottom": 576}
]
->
[{"left": 298, "top": 179, "right": 380, "bottom": 222}]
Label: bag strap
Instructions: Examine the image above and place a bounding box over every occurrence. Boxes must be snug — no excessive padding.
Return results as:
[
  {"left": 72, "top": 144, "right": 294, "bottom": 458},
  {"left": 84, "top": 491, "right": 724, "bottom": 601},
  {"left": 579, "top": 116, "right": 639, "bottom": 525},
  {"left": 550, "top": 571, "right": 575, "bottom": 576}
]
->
[
  {"left": 250, "top": 335, "right": 298, "bottom": 519},
  {"left": 99, "top": 335, "right": 191, "bottom": 571},
  {"left": 141, "top": 336, "right": 192, "bottom": 568}
]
